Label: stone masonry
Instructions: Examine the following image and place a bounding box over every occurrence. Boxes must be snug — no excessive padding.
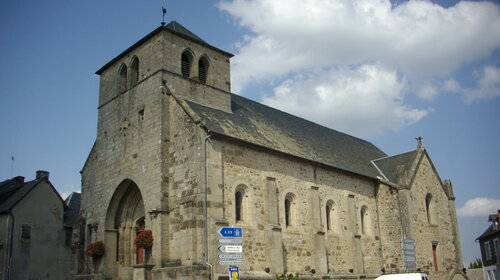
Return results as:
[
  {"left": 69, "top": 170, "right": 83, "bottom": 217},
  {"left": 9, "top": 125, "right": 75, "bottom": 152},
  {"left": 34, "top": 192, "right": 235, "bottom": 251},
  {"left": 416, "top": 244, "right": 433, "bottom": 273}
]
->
[{"left": 73, "top": 21, "right": 467, "bottom": 280}]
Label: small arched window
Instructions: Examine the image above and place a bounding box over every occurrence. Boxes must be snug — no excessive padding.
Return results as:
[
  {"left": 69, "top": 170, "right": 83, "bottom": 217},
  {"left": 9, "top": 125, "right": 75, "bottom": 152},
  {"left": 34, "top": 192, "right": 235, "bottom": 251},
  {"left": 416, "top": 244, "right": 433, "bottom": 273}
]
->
[
  {"left": 118, "top": 64, "right": 128, "bottom": 93},
  {"left": 235, "top": 190, "right": 243, "bottom": 222},
  {"left": 360, "top": 206, "right": 368, "bottom": 234},
  {"left": 234, "top": 184, "right": 249, "bottom": 224},
  {"left": 425, "top": 193, "right": 433, "bottom": 224},
  {"left": 284, "top": 193, "right": 296, "bottom": 228},
  {"left": 198, "top": 56, "right": 209, "bottom": 84},
  {"left": 181, "top": 51, "right": 192, "bottom": 78},
  {"left": 130, "top": 57, "right": 139, "bottom": 86},
  {"left": 326, "top": 200, "right": 335, "bottom": 231}
]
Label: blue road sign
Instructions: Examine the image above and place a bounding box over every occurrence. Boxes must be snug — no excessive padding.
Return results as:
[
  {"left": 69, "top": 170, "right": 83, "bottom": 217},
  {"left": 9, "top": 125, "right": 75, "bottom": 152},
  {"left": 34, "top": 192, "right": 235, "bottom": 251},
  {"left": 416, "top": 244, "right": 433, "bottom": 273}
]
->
[
  {"left": 219, "top": 227, "right": 243, "bottom": 238},
  {"left": 229, "top": 266, "right": 240, "bottom": 280}
]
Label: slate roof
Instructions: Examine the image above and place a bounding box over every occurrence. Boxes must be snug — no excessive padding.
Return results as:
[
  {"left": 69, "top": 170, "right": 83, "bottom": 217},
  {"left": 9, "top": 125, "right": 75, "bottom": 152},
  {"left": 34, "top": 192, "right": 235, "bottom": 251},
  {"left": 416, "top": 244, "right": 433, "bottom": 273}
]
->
[
  {"left": 185, "top": 94, "right": 387, "bottom": 178},
  {"left": 372, "top": 150, "right": 418, "bottom": 182},
  {"left": 0, "top": 177, "right": 40, "bottom": 213},
  {"left": 476, "top": 224, "right": 500, "bottom": 241},
  {"left": 165, "top": 20, "right": 206, "bottom": 43},
  {"left": 64, "top": 192, "right": 81, "bottom": 228}
]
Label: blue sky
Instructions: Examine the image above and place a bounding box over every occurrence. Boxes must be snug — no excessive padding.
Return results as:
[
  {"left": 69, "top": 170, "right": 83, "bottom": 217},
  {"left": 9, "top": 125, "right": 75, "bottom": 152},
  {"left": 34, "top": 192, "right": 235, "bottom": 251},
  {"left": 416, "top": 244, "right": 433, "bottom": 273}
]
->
[{"left": 0, "top": 0, "right": 499, "bottom": 266}]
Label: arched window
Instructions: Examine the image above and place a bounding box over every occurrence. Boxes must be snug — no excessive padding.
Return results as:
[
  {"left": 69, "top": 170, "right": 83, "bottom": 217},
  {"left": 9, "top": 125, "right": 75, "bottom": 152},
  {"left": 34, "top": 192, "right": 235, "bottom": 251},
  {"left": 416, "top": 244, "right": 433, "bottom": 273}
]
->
[
  {"left": 181, "top": 51, "right": 192, "bottom": 78},
  {"left": 198, "top": 56, "right": 209, "bottom": 84},
  {"left": 234, "top": 184, "right": 249, "bottom": 224},
  {"left": 425, "top": 193, "right": 433, "bottom": 224},
  {"left": 326, "top": 200, "right": 335, "bottom": 231},
  {"left": 284, "top": 193, "right": 296, "bottom": 228},
  {"left": 360, "top": 206, "right": 368, "bottom": 234},
  {"left": 326, "top": 204, "right": 331, "bottom": 230},
  {"left": 235, "top": 190, "right": 243, "bottom": 222},
  {"left": 118, "top": 64, "right": 128, "bottom": 93},
  {"left": 130, "top": 57, "right": 139, "bottom": 86}
]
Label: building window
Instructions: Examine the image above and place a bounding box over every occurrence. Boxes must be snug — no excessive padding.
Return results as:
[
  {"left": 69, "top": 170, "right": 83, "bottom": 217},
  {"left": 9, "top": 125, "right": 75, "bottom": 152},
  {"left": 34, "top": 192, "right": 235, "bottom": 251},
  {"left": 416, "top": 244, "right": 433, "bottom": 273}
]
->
[
  {"left": 181, "top": 51, "right": 192, "bottom": 78},
  {"left": 198, "top": 56, "right": 209, "bottom": 84},
  {"left": 360, "top": 206, "right": 368, "bottom": 234},
  {"left": 285, "top": 198, "right": 291, "bottom": 227},
  {"left": 432, "top": 242, "right": 439, "bottom": 271},
  {"left": 284, "top": 193, "right": 296, "bottom": 228},
  {"left": 138, "top": 109, "right": 144, "bottom": 122},
  {"left": 485, "top": 241, "right": 492, "bottom": 260},
  {"left": 130, "top": 57, "right": 139, "bottom": 86},
  {"left": 494, "top": 238, "right": 500, "bottom": 260},
  {"left": 20, "top": 224, "right": 31, "bottom": 240},
  {"left": 234, "top": 184, "right": 249, "bottom": 224},
  {"left": 118, "top": 64, "right": 128, "bottom": 93},
  {"left": 326, "top": 200, "right": 335, "bottom": 232},
  {"left": 235, "top": 190, "right": 243, "bottom": 222},
  {"left": 326, "top": 204, "right": 331, "bottom": 230},
  {"left": 425, "top": 193, "right": 433, "bottom": 224}
]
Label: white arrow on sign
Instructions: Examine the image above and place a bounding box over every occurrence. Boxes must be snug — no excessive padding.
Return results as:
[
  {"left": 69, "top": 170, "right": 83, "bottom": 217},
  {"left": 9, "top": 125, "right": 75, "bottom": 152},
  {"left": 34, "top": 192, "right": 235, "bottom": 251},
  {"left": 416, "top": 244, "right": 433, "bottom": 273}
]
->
[{"left": 218, "top": 245, "right": 243, "bottom": 253}]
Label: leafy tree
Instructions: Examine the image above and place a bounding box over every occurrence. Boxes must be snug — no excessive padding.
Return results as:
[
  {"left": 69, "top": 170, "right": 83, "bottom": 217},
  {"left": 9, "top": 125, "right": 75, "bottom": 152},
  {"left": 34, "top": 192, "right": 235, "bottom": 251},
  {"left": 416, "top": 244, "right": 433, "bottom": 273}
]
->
[{"left": 468, "top": 258, "right": 483, "bottom": 269}]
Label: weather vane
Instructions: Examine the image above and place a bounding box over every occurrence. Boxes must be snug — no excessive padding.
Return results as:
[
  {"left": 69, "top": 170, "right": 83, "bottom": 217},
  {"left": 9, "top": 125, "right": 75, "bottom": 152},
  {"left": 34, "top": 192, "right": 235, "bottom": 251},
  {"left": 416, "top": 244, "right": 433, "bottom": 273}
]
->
[{"left": 161, "top": 6, "right": 167, "bottom": 26}]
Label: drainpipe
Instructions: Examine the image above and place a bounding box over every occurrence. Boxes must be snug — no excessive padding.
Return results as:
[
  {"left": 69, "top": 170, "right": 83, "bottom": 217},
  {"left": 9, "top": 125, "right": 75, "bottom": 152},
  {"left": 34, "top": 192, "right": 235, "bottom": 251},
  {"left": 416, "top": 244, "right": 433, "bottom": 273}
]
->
[
  {"left": 202, "top": 132, "right": 214, "bottom": 280},
  {"left": 6, "top": 211, "right": 14, "bottom": 280},
  {"left": 374, "top": 180, "right": 385, "bottom": 274}
]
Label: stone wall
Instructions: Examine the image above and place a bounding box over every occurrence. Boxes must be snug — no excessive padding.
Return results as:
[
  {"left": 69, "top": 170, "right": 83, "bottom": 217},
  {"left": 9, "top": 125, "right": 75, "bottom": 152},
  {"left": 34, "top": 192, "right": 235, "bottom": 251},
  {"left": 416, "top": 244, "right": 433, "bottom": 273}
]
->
[{"left": 206, "top": 139, "right": 384, "bottom": 279}]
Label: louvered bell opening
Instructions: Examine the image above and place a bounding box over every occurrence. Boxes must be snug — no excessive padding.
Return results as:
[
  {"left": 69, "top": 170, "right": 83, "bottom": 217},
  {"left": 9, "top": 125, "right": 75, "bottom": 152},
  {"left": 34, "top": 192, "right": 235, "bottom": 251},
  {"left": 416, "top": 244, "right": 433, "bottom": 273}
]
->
[
  {"left": 199, "top": 59, "right": 208, "bottom": 84},
  {"left": 181, "top": 53, "right": 191, "bottom": 78}
]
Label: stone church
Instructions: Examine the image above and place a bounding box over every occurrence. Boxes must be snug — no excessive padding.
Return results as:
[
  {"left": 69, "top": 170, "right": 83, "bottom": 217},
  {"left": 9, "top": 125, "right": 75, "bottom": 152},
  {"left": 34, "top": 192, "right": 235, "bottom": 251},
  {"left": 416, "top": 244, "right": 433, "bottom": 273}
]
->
[{"left": 73, "top": 21, "right": 467, "bottom": 280}]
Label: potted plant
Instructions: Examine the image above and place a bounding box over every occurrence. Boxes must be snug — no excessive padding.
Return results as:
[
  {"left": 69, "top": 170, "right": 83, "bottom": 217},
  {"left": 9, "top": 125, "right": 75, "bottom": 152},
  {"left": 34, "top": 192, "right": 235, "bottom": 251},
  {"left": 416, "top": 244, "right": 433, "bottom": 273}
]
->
[
  {"left": 135, "top": 230, "right": 153, "bottom": 264},
  {"left": 85, "top": 241, "right": 105, "bottom": 273},
  {"left": 85, "top": 241, "right": 105, "bottom": 258},
  {"left": 134, "top": 230, "right": 154, "bottom": 248}
]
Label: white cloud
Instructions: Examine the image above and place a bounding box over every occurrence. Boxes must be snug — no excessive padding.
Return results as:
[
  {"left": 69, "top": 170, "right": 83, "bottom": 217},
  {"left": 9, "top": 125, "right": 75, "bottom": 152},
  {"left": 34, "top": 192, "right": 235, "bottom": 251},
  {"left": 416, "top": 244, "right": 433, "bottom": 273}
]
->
[
  {"left": 60, "top": 191, "right": 73, "bottom": 200},
  {"left": 220, "top": 0, "right": 500, "bottom": 92},
  {"left": 444, "top": 78, "right": 461, "bottom": 93},
  {"left": 458, "top": 197, "right": 500, "bottom": 217},
  {"left": 59, "top": 184, "right": 80, "bottom": 200},
  {"left": 262, "top": 64, "right": 428, "bottom": 137},
  {"left": 218, "top": 0, "right": 500, "bottom": 135},
  {"left": 442, "top": 66, "right": 500, "bottom": 103},
  {"left": 417, "top": 85, "right": 438, "bottom": 101},
  {"left": 463, "top": 66, "right": 500, "bottom": 103}
]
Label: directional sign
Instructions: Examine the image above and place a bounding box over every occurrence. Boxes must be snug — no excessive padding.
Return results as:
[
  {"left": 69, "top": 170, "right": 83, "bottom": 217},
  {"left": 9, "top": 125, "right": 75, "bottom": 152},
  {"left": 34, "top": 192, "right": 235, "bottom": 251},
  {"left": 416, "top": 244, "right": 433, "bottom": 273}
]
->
[
  {"left": 219, "top": 260, "right": 244, "bottom": 266},
  {"left": 404, "top": 262, "right": 417, "bottom": 268},
  {"left": 219, "top": 238, "right": 243, "bottom": 244},
  {"left": 219, "top": 227, "right": 243, "bottom": 238},
  {"left": 402, "top": 243, "right": 415, "bottom": 250},
  {"left": 402, "top": 250, "right": 416, "bottom": 256},
  {"left": 219, "top": 245, "right": 243, "bottom": 253},
  {"left": 229, "top": 267, "right": 240, "bottom": 280},
  {"left": 404, "top": 255, "right": 416, "bottom": 262},
  {"left": 402, "top": 238, "right": 415, "bottom": 243},
  {"left": 219, "top": 254, "right": 243, "bottom": 259}
]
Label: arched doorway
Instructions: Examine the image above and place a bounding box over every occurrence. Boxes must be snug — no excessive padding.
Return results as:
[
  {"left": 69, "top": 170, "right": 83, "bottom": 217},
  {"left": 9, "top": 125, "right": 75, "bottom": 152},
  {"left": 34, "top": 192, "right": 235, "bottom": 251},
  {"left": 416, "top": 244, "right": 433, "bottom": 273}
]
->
[{"left": 104, "top": 179, "right": 145, "bottom": 278}]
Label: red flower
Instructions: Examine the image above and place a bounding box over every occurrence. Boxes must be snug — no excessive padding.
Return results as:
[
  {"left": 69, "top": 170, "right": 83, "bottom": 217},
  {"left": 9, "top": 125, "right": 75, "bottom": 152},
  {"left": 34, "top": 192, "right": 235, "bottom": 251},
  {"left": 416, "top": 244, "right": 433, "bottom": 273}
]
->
[
  {"left": 134, "top": 230, "right": 154, "bottom": 248},
  {"left": 86, "top": 241, "right": 105, "bottom": 258}
]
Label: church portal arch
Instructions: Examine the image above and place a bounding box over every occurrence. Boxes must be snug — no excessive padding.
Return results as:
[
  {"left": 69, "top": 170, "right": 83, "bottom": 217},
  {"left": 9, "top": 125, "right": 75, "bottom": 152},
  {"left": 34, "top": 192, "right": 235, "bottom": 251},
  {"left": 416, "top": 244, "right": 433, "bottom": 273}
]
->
[{"left": 104, "top": 179, "right": 146, "bottom": 277}]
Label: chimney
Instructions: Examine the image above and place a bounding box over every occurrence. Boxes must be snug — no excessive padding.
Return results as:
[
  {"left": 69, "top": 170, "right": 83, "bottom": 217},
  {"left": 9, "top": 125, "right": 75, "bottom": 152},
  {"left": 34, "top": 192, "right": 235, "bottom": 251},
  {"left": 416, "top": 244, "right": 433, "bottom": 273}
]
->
[
  {"left": 36, "top": 170, "right": 49, "bottom": 180},
  {"left": 15, "top": 176, "right": 25, "bottom": 183}
]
